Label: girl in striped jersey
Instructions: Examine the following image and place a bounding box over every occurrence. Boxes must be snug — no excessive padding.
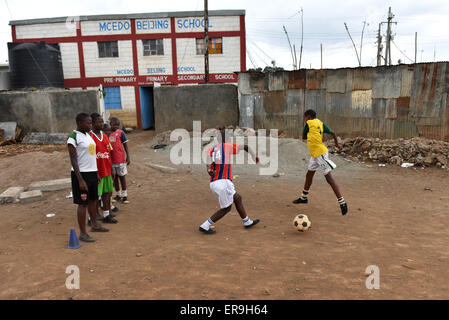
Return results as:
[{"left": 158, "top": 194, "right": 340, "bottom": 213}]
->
[{"left": 199, "top": 130, "right": 260, "bottom": 234}]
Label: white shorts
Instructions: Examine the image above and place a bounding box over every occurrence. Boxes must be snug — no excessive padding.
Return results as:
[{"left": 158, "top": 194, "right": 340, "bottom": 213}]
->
[
  {"left": 112, "top": 163, "right": 128, "bottom": 177},
  {"left": 210, "top": 179, "right": 236, "bottom": 209},
  {"left": 308, "top": 152, "right": 336, "bottom": 175}
]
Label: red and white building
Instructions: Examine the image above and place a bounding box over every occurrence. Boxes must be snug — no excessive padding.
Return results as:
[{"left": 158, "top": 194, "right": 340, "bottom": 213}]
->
[{"left": 9, "top": 10, "right": 246, "bottom": 128}]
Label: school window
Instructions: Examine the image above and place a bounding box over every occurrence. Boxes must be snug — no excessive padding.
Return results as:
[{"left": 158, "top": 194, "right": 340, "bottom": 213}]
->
[
  {"left": 143, "top": 39, "right": 164, "bottom": 56},
  {"left": 103, "top": 87, "right": 122, "bottom": 110},
  {"left": 195, "top": 37, "right": 222, "bottom": 55},
  {"left": 98, "top": 41, "right": 119, "bottom": 58}
]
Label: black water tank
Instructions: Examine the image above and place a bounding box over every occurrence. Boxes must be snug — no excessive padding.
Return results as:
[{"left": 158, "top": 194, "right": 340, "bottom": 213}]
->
[{"left": 8, "top": 41, "right": 64, "bottom": 89}]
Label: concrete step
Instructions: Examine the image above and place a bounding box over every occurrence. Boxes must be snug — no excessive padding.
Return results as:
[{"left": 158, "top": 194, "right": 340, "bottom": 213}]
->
[
  {"left": 0, "top": 186, "right": 24, "bottom": 204},
  {"left": 147, "top": 162, "right": 177, "bottom": 174},
  {"left": 19, "top": 190, "right": 43, "bottom": 204},
  {"left": 27, "top": 178, "right": 71, "bottom": 192}
]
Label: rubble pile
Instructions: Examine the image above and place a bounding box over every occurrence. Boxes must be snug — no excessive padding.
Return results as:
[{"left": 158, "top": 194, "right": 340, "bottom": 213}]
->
[{"left": 328, "top": 137, "right": 449, "bottom": 168}]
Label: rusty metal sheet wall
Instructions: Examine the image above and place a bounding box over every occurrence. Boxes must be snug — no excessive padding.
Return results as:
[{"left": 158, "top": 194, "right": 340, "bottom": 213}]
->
[
  {"left": 372, "top": 66, "right": 401, "bottom": 99},
  {"left": 400, "top": 65, "right": 414, "bottom": 97},
  {"left": 353, "top": 68, "right": 372, "bottom": 90},
  {"left": 327, "top": 69, "right": 353, "bottom": 93},
  {"left": 410, "top": 63, "right": 447, "bottom": 118},
  {"left": 351, "top": 90, "right": 372, "bottom": 118},
  {"left": 268, "top": 72, "right": 286, "bottom": 91},
  {"left": 238, "top": 63, "right": 449, "bottom": 140},
  {"left": 306, "top": 69, "right": 326, "bottom": 90},
  {"left": 287, "top": 70, "right": 306, "bottom": 89},
  {"left": 239, "top": 94, "right": 256, "bottom": 128}
]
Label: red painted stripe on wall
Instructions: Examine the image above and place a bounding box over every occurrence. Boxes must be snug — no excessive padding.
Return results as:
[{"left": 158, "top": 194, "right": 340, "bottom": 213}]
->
[
  {"left": 240, "top": 15, "right": 246, "bottom": 72},
  {"left": 130, "top": 19, "right": 142, "bottom": 128}
]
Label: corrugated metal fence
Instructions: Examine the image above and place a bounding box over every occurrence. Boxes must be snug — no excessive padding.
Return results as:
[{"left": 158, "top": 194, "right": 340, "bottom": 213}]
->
[{"left": 238, "top": 62, "right": 449, "bottom": 140}]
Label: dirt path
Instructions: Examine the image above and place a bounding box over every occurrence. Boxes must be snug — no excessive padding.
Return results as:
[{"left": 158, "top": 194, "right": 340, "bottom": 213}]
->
[{"left": 0, "top": 130, "right": 448, "bottom": 299}]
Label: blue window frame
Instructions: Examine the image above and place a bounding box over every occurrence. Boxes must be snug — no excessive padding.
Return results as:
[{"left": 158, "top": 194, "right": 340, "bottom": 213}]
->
[{"left": 104, "top": 86, "right": 122, "bottom": 110}]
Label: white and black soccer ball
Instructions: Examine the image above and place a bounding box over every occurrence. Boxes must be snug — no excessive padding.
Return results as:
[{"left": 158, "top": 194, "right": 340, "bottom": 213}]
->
[{"left": 293, "top": 214, "right": 311, "bottom": 232}]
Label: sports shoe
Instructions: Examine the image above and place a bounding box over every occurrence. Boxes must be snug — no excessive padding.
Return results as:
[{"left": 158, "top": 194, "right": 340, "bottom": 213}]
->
[
  {"left": 113, "top": 195, "right": 121, "bottom": 203},
  {"left": 244, "top": 219, "right": 260, "bottom": 229},
  {"left": 90, "top": 225, "right": 109, "bottom": 232},
  {"left": 121, "top": 197, "right": 130, "bottom": 204},
  {"left": 292, "top": 197, "right": 308, "bottom": 204},
  {"left": 199, "top": 226, "right": 216, "bottom": 234},
  {"left": 103, "top": 215, "right": 118, "bottom": 224},
  {"left": 111, "top": 206, "right": 119, "bottom": 213},
  {"left": 340, "top": 203, "right": 348, "bottom": 216},
  {"left": 79, "top": 234, "right": 95, "bottom": 242}
]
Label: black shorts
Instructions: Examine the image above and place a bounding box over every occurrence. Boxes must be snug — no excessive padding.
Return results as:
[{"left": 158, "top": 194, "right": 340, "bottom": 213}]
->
[{"left": 71, "top": 171, "right": 99, "bottom": 205}]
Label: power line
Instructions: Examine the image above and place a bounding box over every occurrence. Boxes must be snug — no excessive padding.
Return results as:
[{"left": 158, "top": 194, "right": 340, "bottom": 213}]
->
[{"left": 391, "top": 40, "right": 414, "bottom": 63}]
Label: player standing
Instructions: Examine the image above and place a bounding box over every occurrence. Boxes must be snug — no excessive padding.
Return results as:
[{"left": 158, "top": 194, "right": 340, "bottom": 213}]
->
[
  {"left": 199, "top": 129, "right": 260, "bottom": 234},
  {"left": 109, "top": 117, "right": 131, "bottom": 204},
  {"left": 89, "top": 113, "right": 118, "bottom": 224},
  {"left": 292, "top": 109, "right": 348, "bottom": 215},
  {"left": 67, "top": 113, "right": 109, "bottom": 243}
]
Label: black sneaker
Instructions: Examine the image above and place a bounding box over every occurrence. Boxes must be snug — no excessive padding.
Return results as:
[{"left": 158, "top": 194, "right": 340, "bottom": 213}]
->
[
  {"left": 103, "top": 215, "right": 118, "bottom": 224},
  {"left": 199, "top": 226, "right": 216, "bottom": 234},
  {"left": 111, "top": 206, "right": 119, "bottom": 213},
  {"left": 292, "top": 197, "right": 308, "bottom": 204},
  {"left": 340, "top": 203, "right": 348, "bottom": 216},
  {"left": 113, "top": 195, "right": 121, "bottom": 203},
  {"left": 121, "top": 197, "right": 130, "bottom": 204},
  {"left": 244, "top": 219, "right": 260, "bottom": 229}
]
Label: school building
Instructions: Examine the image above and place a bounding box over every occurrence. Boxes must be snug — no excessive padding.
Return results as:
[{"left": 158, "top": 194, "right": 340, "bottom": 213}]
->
[{"left": 9, "top": 10, "right": 246, "bottom": 128}]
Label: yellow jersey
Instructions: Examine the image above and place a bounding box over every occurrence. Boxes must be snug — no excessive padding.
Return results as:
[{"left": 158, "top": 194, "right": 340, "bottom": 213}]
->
[{"left": 303, "top": 118, "right": 332, "bottom": 158}]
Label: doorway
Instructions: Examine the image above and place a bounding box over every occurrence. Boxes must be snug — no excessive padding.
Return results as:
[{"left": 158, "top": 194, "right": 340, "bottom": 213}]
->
[{"left": 139, "top": 86, "right": 154, "bottom": 129}]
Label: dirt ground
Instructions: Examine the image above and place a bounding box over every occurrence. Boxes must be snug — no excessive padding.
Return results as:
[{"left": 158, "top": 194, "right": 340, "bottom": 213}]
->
[{"left": 0, "top": 130, "right": 448, "bottom": 300}]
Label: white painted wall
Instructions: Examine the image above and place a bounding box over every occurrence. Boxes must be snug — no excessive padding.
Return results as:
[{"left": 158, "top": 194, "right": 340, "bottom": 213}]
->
[
  {"left": 83, "top": 40, "right": 134, "bottom": 77},
  {"left": 15, "top": 22, "right": 76, "bottom": 39},
  {"left": 59, "top": 42, "right": 80, "bottom": 79},
  {"left": 176, "top": 36, "right": 240, "bottom": 74},
  {"left": 137, "top": 38, "right": 173, "bottom": 75},
  {"left": 120, "top": 86, "right": 136, "bottom": 111}
]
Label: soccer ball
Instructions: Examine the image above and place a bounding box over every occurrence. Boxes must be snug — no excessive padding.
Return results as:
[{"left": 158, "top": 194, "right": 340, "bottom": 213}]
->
[{"left": 293, "top": 214, "right": 311, "bottom": 232}]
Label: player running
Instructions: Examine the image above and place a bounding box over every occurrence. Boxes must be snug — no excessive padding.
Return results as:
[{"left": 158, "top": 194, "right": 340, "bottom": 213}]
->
[
  {"left": 199, "top": 129, "right": 261, "bottom": 234},
  {"left": 292, "top": 109, "right": 348, "bottom": 215}
]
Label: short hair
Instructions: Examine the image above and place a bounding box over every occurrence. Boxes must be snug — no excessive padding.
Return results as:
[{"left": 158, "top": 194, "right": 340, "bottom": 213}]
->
[
  {"left": 76, "top": 113, "right": 90, "bottom": 124},
  {"left": 304, "top": 109, "right": 317, "bottom": 119},
  {"left": 90, "top": 112, "right": 102, "bottom": 124},
  {"left": 110, "top": 117, "right": 120, "bottom": 124}
]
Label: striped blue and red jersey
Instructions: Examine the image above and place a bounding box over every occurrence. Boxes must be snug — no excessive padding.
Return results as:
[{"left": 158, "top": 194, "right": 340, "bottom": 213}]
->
[{"left": 207, "top": 143, "right": 240, "bottom": 182}]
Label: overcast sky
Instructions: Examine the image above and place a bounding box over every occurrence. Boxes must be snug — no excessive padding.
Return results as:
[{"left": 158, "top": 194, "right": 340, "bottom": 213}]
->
[{"left": 1, "top": 0, "right": 449, "bottom": 69}]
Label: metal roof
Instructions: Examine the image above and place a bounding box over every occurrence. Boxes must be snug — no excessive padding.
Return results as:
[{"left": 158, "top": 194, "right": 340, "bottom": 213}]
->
[{"left": 9, "top": 10, "right": 245, "bottom": 26}]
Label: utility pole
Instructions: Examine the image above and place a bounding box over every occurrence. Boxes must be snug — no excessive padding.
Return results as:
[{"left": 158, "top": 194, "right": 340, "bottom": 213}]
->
[
  {"left": 414, "top": 32, "right": 417, "bottom": 63},
  {"left": 283, "top": 25, "right": 296, "bottom": 70},
  {"left": 204, "top": 0, "right": 209, "bottom": 83},
  {"left": 360, "top": 20, "right": 367, "bottom": 65},
  {"left": 299, "top": 7, "right": 304, "bottom": 69},
  {"left": 385, "top": 7, "right": 396, "bottom": 66},
  {"left": 377, "top": 23, "right": 383, "bottom": 66},
  {"left": 344, "top": 22, "right": 361, "bottom": 66},
  {"left": 293, "top": 45, "right": 298, "bottom": 70},
  {"left": 320, "top": 43, "right": 323, "bottom": 69}
]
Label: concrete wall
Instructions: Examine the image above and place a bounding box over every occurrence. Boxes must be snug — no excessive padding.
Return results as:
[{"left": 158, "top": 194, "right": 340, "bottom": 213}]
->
[
  {"left": 0, "top": 89, "right": 99, "bottom": 133},
  {"left": 238, "top": 63, "right": 449, "bottom": 140},
  {"left": 153, "top": 84, "right": 238, "bottom": 132},
  {"left": 0, "top": 71, "right": 10, "bottom": 90}
]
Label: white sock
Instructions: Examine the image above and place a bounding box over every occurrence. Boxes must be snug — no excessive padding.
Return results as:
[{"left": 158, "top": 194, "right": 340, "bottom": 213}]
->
[
  {"left": 103, "top": 210, "right": 109, "bottom": 218},
  {"left": 122, "top": 190, "right": 128, "bottom": 197},
  {"left": 116, "top": 190, "right": 122, "bottom": 197},
  {"left": 200, "top": 218, "right": 214, "bottom": 230},
  {"left": 243, "top": 216, "right": 253, "bottom": 226}
]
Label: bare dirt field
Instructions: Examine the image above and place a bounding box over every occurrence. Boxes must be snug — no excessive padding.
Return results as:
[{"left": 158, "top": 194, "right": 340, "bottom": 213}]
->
[{"left": 0, "top": 130, "right": 448, "bottom": 300}]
